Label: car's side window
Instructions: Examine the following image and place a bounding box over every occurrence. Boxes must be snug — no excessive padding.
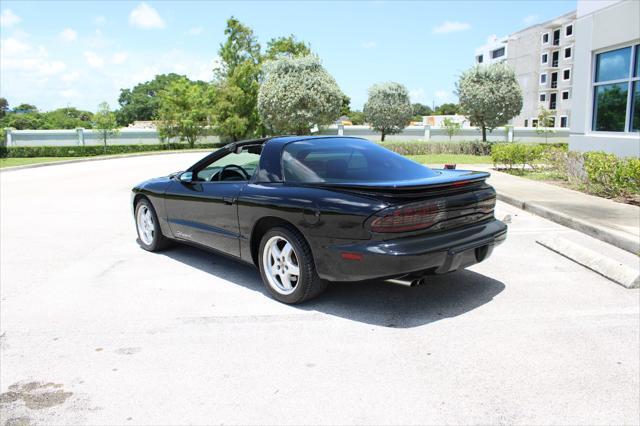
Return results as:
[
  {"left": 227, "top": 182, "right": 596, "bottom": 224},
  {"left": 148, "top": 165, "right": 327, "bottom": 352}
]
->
[{"left": 196, "top": 146, "right": 262, "bottom": 182}]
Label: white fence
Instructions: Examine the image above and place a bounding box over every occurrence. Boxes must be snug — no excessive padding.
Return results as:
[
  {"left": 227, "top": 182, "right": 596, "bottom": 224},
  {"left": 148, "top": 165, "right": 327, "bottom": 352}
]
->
[{"left": 3, "top": 125, "right": 568, "bottom": 147}]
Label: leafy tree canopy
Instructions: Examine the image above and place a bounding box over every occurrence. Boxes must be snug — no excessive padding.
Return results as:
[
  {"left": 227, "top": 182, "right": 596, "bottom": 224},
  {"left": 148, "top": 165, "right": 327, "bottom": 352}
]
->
[
  {"left": 264, "top": 35, "right": 311, "bottom": 61},
  {"left": 14, "top": 103, "right": 38, "bottom": 113},
  {"left": 411, "top": 103, "right": 433, "bottom": 117},
  {"left": 456, "top": 63, "right": 523, "bottom": 141},
  {"left": 157, "top": 78, "right": 212, "bottom": 148},
  {"left": 363, "top": 82, "right": 413, "bottom": 141},
  {"left": 217, "top": 16, "right": 261, "bottom": 79},
  {"left": 0, "top": 98, "right": 8, "bottom": 117},
  {"left": 258, "top": 55, "right": 343, "bottom": 135},
  {"left": 116, "top": 73, "right": 194, "bottom": 126},
  {"left": 93, "top": 102, "right": 119, "bottom": 148},
  {"left": 434, "top": 102, "right": 460, "bottom": 115}
]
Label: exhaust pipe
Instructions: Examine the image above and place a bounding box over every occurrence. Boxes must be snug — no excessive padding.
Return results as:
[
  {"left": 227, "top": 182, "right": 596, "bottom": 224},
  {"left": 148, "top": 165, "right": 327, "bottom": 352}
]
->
[{"left": 386, "top": 277, "right": 427, "bottom": 287}]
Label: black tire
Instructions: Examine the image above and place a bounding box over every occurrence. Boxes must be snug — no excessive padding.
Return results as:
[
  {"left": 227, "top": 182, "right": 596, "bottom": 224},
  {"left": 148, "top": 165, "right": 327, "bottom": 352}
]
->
[
  {"left": 135, "top": 198, "right": 171, "bottom": 252},
  {"left": 258, "top": 226, "right": 328, "bottom": 304}
]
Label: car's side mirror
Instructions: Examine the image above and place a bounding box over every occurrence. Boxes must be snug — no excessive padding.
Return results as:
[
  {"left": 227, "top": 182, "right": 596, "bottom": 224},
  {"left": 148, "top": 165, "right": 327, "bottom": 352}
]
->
[{"left": 179, "top": 172, "right": 193, "bottom": 183}]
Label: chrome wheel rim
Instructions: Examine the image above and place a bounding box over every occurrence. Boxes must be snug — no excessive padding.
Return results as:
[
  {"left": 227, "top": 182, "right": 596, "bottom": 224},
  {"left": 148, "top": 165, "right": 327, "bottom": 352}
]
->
[
  {"left": 136, "top": 205, "right": 155, "bottom": 246},
  {"left": 262, "top": 236, "right": 300, "bottom": 295}
]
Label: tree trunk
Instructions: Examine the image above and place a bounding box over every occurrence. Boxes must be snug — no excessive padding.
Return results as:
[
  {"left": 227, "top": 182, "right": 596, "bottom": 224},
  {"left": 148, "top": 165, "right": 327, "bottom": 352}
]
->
[
  {"left": 482, "top": 126, "right": 487, "bottom": 142},
  {"left": 381, "top": 130, "right": 386, "bottom": 142}
]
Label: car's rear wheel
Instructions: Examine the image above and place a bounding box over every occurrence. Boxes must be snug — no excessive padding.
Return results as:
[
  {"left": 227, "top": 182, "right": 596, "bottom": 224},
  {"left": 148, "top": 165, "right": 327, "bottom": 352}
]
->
[
  {"left": 258, "top": 226, "right": 327, "bottom": 304},
  {"left": 135, "top": 198, "right": 171, "bottom": 251}
]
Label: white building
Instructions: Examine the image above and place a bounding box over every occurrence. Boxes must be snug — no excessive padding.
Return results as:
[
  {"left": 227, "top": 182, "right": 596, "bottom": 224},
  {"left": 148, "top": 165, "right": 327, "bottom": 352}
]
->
[
  {"left": 569, "top": 0, "right": 640, "bottom": 157},
  {"left": 474, "top": 35, "right": 508, "bottom": 65},
  {"left": 474, "top": 12, "right": 577, "bottom": 129}
]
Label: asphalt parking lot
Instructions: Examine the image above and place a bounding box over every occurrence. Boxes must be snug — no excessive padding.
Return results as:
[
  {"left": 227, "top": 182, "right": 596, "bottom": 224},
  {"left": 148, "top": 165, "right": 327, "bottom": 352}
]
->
[{"left": 1, "top": 153, "right": 639, "bottom": 425}]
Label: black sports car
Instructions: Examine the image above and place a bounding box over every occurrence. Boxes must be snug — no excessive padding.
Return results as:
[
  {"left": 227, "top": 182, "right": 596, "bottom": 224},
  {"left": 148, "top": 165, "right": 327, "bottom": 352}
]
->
[{"left": 132, "top": 136, "right": 507, "bottom": 304}]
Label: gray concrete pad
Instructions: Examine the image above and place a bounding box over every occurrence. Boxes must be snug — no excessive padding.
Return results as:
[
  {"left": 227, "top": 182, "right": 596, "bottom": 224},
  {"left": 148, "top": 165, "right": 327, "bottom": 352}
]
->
[{"left": 1, "top": 154, "right": 639, "bottom": 425}]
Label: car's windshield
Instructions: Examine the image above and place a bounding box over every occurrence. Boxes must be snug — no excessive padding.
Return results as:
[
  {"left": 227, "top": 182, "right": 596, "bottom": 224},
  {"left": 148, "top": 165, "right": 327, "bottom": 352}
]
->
[
  {"left": 196, "top": 146, "right": 262, "bottom": 182},
  {"left": 282, "top": 138, "right": 439, "bottom": 183}
]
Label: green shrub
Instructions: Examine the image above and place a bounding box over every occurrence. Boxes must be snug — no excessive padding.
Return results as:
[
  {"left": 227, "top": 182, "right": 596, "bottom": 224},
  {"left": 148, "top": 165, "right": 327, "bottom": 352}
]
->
[
  {"left": 584, "top": 152, "right": 640, "bottom": 197},
  {"left": 3, "top": 143, "right": 222, "bottom": 158},
  {"left": 380, "top": 141, "right": 492, "bottom": 156},
  {"left": 491, "top": 143, "right": 568, "bottom": 170}
]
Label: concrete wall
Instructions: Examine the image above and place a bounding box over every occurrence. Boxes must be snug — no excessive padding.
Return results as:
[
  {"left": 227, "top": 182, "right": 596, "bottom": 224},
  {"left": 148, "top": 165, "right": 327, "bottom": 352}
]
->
[
  {"left": 4, "top": 125, "right": 569, "bottom": 147},
  {"left": 569, "top": 0, "right": 640, "bottom": 157}
]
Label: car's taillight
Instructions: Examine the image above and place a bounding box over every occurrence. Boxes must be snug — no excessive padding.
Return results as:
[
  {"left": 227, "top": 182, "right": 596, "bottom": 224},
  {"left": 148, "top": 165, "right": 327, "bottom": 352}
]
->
[
  {"left": 370, "top": 196, "right": 495, "bottom": 233},
  {"left": 370, "top": 200, "right": 446, "bottom": 233}
]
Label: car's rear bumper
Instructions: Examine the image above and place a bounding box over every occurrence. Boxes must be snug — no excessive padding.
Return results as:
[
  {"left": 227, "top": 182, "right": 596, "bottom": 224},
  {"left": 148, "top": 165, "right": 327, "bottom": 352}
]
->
[{"left": 312, "top": 219, "right": 507, "bottom": 282}]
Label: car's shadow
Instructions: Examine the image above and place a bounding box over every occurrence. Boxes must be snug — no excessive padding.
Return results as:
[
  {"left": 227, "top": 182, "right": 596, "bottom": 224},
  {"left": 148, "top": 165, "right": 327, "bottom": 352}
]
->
[{"left": 161, "top": 245, "right": 505, "bottom": 328}]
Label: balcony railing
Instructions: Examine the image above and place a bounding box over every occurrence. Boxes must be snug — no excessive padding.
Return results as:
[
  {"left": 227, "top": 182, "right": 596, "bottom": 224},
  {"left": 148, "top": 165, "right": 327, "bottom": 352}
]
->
[
  {"left": 552, "top": 60, "right": 559, "bottom": 67},
  {"left": 551, "top": 81, "right": 558, "bottom": 88},
  {"left": 549, "top": 102, "right": 557, "bottom": 110},
  {"left": 553, "top": 38, "right": 560, "bottom": 46}
]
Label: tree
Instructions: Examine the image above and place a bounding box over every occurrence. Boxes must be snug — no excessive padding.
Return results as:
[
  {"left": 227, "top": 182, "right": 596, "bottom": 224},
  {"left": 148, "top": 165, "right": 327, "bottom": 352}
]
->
[
  {"left": 443, "top": 117, "right": 462, "bottom": 140},
  {"left": 217, "top": 16, "right": 261, "bottom": 79},
  {"left": 258, "top": 55, "right": 343, "bottom": 135},
  {"left": 93, "top": 102, "right": 119, "bottom": 151},
  {"left": 264, "top": 35, "right": 311, "bottom": 61},
  {"left": 211, "top": 61, "right": 261, "bottom": 141},
  {"left": 116, "top": 73, "right": 189, "bottom": 126},
  {"left": 349, "top": 110, "right": 365, "bottom": 125},
  {"left": 457, "top": 63, "right": 522, "bottom": 142},
  {"left": 0, "top": 98, "right": 8, "bottom": 118},
  {"left": 157, "top": 78, "right": 210, "bottom": 148},
  {"left": 44, "top": 107, "right": 93, "bottom": 129},
  {"left": 14, "top": 103, "right": 38, "bottom": 113},
  {"left": 340, "top": 95, "right": 351, "bottom": 117},
  {"left": 363, "top": 82, "right": 412, "bottom": 141},
  {"left": 213, "top": 17, "right": 263, "bottom": 139},
  {"left": 411, "top": 102, "right": 433, "bottom": 120},
  {"left": 434, "top": 102, "right": 460, "bottom": 115},
  {"left": 535, "top": 106, "right": 556, "bottom": 142}
]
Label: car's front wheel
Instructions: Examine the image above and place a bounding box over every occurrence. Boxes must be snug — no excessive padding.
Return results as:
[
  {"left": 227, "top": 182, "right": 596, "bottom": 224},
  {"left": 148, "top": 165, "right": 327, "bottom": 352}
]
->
[
  {"left": 135, "top": 198, "right": 170, "bottom": 252},
  {"left": 258, "top": 226, "right": 327, "bottom": 304}
]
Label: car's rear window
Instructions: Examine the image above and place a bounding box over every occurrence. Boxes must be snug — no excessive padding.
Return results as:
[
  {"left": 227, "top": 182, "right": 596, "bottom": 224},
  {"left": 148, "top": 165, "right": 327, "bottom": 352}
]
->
[{"left": 282, "top": 138, "right": 439, "bottom": 183}]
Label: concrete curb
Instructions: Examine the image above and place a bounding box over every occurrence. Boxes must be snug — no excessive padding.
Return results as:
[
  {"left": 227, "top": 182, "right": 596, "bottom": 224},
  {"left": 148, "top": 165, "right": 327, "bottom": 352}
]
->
[
  {"left": 0, "top": 149, "right": 213, "bottom": 173},
  {"left": 496, "top": 192, "right": 640, "bottom": 255},
  {"left": 537, "top": 236, "right": 639, "bottom": 289}
]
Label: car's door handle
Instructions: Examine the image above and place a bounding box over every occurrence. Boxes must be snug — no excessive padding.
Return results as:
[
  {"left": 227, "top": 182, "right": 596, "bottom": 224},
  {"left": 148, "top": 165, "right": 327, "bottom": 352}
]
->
[{"left": 223, "top": 196, "right": 236, "bottom": 205}]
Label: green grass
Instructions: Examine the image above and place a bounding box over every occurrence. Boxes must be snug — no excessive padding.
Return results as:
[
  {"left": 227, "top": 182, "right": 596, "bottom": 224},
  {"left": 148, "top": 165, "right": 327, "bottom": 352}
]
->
[
  {"left": 406, "top": 154, "right": 492, "bottom": 165},
  {"left": 499, "top": 168, "right": 568, "bottom": 182},
  {"left": 0, "top": 157, "right": 78, "bottom": 168}
]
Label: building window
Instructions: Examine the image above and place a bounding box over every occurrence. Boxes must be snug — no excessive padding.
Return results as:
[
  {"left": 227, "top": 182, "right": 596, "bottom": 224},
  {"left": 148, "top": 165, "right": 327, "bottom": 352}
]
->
[
  {"left": 553, "top": 29, "right": 560, "bottom": 46},
  {"left": 532, "top": 119, "right": 539, "bottom": 127},
  {"left": 540, "top": 73, "right": 547, "bottom": 84},
  {"left": 565, "top": 24, "right": 573, "bottom": 37},
  {"left": 492, "top": 47, "right": 505, "bottom": 59},
  {"left": 548, "top": 117, "right": 556, "bottom": 127},
  {"left": 476, "top": 54, "right": 483, "bottom": 64},
  {"left": 524, "top": 119, "right": 529, "bottom": 127},
  {"left": 560, "top": 116, "right": 568, "bottom": 128},
  {"left": 562, "top": 90, "right": 570, "bottom": 100},
  {"left": 541, "top": 53, "right": 548, "bottom": 64},
  {"left": 539, "top": 93, "right": 546, "bottom": 102},
  {"left": 563, "top": 68, "right": 571, "bottom": 81},
  {"left": 592, "top": 44, "right": 640, "bottom": 132},
  {"left": 564, "top": 47, "right": 572, "bottom": 59},
  {"left": 542, "top": 33, "right": 549, "bottom": 44}
]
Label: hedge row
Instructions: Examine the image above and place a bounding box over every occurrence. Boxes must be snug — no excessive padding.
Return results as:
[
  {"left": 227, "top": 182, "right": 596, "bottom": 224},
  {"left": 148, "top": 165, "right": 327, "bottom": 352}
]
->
[
  {"left": 380, "top": 141, "right": 494, "bottom": 156},
  {"left": 491, "top": 143, "right": 639, "bottom": 197},
  {"left": 0, "top": 143, "right": 222, "bottom": 158}
]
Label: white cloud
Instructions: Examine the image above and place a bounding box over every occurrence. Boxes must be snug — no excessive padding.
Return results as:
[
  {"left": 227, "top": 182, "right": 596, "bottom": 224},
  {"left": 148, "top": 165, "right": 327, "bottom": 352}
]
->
[
  {"left": 129, "top": 2, "right": 166, "bottom": 29},
  {"left": 0, "top": 9, "right": 21, "bottom": 27},
  {"left": 187, "top": 26, "right": 203, "bottom": 36},
  {"left": 361, "top": 41, "right": 376, "bottom": 49},
  {"left": 61, "top": 71, "right": 80, "bottom": 82},
  {"left": 432, "top": 21, "right": 471, "bottom": 34},
  {"left": 60, "top": 89, "right": 81, "bottom": 98},
  {"left": 83, "top": 51, "right": 104, "bottom": 68},
  {"left": 59, "top": 28, "right": 77, "bottom": 42},
  {"left": 112, "top": 51, "right": 128, "bottom": 64},
  {"left": 523, "top": 14, "right": 540, "bottom": 25},
  {"left": 1, "top": 37, "right": 30, "bottom": 55},
  {"left": 409, "top": 88, "right": 425, "bottom": 103},
  {"left": 434, "top": 90, "right": 451, "bottom": 102}
]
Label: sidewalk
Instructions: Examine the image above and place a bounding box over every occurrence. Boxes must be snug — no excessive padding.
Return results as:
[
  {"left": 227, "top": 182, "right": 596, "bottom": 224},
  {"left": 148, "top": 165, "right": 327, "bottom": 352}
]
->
[{"left": 455, "top": 164, "right": 640, "bottom": 254}]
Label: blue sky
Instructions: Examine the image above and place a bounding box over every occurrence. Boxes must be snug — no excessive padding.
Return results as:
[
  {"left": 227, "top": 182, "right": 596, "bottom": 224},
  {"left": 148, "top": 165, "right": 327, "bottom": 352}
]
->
[{"left": 0, "top": 0, "right": 575, "bottom": 112}]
